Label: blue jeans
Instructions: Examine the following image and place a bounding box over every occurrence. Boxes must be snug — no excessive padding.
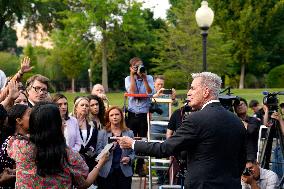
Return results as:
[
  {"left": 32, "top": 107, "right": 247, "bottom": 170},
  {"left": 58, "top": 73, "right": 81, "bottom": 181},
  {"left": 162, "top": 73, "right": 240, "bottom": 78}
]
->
[{"left": 272, "top": 143, "right": 284, "bottom": 179}]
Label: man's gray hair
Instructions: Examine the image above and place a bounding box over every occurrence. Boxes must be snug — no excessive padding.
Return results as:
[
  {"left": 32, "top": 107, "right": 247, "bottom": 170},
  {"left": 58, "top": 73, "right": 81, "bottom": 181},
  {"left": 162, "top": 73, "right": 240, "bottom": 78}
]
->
[{"left": 191, "top": 72, "right": 222, "bottom": 98}]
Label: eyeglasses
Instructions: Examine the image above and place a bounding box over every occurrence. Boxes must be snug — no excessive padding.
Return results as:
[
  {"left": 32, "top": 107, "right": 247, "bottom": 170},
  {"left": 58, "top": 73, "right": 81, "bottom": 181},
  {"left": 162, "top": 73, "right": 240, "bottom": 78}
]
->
[{"left": 32, "top": 86, "right": 48, "bottom": 94}]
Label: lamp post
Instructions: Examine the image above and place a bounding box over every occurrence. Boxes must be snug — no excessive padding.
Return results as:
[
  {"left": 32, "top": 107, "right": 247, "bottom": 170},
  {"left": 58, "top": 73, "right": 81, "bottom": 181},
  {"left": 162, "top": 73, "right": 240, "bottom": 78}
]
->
[
  {"left": 88, "top": 68, "right": 92, "bottom": 92},
  {"left": 195, "top": 0, "right": 214, "bottom": 71}
]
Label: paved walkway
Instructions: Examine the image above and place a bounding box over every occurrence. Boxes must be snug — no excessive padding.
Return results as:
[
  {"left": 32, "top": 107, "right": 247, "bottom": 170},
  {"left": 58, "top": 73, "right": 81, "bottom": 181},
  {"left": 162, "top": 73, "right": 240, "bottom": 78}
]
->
[{"left": 132, "top": 176, "right": 159, "bottom": 189}]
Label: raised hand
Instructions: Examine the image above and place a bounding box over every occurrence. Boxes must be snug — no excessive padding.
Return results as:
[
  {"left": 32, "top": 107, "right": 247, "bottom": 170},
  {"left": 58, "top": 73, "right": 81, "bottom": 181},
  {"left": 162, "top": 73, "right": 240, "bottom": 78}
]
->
[
  {"left": 7, "top": 80, "right": 20, "bottom": 100},
  {"left": 20, "top": 57, "right": 33, "bottom": 74}
]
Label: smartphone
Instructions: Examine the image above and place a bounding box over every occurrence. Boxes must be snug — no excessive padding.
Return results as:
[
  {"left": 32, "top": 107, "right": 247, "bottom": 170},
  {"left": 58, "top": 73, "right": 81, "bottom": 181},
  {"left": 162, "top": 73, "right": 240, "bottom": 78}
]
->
[
  {"left": 163, "top": 89, "right": 172, "bottom": 94},
  {"left": 108, "top": 136, "right": 118, "bottom": 143}
]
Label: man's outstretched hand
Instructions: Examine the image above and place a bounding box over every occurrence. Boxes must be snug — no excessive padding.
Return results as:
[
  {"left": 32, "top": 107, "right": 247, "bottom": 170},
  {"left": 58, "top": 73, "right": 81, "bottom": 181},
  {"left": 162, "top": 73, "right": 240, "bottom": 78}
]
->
[{"left": 117, "top": 136, "right": 134, "bottom": 149}]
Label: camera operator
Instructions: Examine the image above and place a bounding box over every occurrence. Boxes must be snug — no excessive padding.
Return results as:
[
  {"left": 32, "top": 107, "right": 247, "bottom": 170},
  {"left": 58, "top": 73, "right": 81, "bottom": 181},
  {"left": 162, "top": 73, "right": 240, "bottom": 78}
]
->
[
  {"left": 241, "top": 159, "right": 279, "bottom": 189},
  {"left": 124, "top": 57, "right": 154, "bottom": 176},
  {"left": 166, "top": 101, "right": 192, "bottom": 139},
  {"left": 263, "top": 104, "right": 284, "bottom": 178},
  {"left": 264, "top": 103, "right": 284, "bottom": 135},
  {"left": 151, "top": 75, "right": 178, "bottom": 137},
  {"left": 234, "top": 97, "right": 261, "bottom": 161},
  {"left": 249, "top": 99, "right": 265, "bottom": 124},
  {"left": 151, "top": 75, "right": 179, "bottom": 184}
]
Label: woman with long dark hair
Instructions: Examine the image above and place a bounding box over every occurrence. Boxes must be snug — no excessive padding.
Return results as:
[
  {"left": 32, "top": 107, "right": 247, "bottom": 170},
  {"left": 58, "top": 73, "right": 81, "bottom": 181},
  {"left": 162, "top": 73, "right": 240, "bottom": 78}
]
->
[
  {"left": 0, "top": 104, "right": 30, "bottom": 188},
  {"left": 7, "top": 102, "right": 108, "bottom": 188},
  {"left": 88, "top": 95, "right": 105, "bottom": 130},
  {"left": 52, "top": 93, "right": 82, "bottom": 152},
  {"left": 96, "top": 106, "right": 134, "bottom": 189}
]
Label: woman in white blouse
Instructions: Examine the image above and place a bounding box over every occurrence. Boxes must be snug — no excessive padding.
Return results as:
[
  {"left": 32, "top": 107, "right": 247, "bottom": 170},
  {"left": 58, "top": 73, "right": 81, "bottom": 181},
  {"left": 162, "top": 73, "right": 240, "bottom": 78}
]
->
[{"left": 52, "top": 94, "right": 82, "bottom": 152}]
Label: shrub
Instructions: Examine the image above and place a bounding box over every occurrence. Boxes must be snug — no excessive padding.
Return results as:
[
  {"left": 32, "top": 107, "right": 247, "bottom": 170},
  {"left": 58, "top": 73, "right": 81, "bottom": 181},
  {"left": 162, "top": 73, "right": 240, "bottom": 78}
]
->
[{"left": 266, "top": 64, "right": 284, "bottom": 88}]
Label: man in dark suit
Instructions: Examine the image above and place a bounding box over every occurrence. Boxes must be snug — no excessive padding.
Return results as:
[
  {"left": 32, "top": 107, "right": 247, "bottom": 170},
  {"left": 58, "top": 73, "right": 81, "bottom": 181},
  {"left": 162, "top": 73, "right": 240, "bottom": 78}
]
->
[
  {"left": 118, "top": 72, "right": 247, "bottom": 189},
  {"left": 25, "top": 74, "right": 49, "bottom": 107}
]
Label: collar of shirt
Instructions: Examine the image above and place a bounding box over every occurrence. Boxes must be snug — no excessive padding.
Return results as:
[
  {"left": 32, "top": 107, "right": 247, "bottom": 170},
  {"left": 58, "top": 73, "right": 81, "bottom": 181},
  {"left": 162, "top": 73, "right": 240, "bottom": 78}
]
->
[
  {"left": 259, "top": 167, "right": 265, "bottom": 180},
  {"left": 201, "top": 99, "right": 220, "bottom": 110},
  {"left": 28, "top": 99, "right": 35, "bottom": 106}
]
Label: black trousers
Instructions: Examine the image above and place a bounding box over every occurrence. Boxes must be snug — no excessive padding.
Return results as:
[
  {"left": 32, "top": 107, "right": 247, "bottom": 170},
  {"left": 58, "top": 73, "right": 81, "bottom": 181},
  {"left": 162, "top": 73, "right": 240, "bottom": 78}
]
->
[
  {"left": 97, "top": 168, "right": 132, "bottom": 189},
  {"left": 126, "top": 111, "right": 148, "bottom": 173},
  {"left": 126, "top": 111, "right": 148, "bottom": 137}
]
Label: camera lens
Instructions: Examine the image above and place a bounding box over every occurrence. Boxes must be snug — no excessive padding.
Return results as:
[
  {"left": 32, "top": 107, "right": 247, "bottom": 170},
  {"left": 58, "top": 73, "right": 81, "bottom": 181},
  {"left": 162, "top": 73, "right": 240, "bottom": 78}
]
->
[{"left": 137, "top": 65, "right": 145, "bottom": 74}]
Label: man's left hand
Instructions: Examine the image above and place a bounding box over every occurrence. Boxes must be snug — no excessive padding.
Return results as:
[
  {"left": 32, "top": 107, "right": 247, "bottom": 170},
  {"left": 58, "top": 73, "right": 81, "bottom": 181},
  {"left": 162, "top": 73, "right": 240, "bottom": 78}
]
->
[
  {"left": 117, "top": 136, "right": 134, "bottom": 149},
  {"left": 241, "top": 174, "right": 254, "bottom": 185}
]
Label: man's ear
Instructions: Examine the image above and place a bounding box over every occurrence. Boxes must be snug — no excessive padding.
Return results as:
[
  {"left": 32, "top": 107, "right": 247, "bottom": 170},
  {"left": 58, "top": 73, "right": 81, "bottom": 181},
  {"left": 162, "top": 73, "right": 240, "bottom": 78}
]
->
[{"left": 203, "top": 87, "right": 210, "bottom": 98}]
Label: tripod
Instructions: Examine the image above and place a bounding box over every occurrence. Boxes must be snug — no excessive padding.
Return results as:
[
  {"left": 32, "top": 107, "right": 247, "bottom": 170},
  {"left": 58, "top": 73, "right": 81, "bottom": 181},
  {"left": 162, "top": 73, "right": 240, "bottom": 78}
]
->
[{"left": 259, "top": 118, "right": 284, "bottom": 187}]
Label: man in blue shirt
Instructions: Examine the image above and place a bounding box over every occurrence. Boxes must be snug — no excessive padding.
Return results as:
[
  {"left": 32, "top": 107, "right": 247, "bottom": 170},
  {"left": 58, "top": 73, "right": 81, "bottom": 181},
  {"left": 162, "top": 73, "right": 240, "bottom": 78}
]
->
[{"left": 125, "top": 57, "right": 154, "bottom": 176}]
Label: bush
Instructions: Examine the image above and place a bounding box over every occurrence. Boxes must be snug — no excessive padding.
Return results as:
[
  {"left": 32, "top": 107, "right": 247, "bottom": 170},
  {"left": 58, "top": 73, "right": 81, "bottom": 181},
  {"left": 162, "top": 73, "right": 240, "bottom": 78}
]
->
[
  {"left": 244, "top": 73, "right": 265, "bottom": 88},
  {"left": 266, "top": 64, "right": 284, "bottom": 87},
  {"left": 0, "top": 52, "right": 19, "bottom": 76}
]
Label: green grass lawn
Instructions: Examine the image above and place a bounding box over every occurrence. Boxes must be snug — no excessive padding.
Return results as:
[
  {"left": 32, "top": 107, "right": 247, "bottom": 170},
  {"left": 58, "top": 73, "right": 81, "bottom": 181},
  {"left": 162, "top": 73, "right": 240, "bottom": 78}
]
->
[{"left": 56, "top": 88, "right": 284, "bottom": 115}]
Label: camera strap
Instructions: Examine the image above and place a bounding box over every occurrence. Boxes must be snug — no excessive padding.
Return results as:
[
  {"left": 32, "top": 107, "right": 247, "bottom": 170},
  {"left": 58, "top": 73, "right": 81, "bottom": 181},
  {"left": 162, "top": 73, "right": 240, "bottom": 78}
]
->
[{"left": 134, "top": 78, "right": 144, "bottom": 104}]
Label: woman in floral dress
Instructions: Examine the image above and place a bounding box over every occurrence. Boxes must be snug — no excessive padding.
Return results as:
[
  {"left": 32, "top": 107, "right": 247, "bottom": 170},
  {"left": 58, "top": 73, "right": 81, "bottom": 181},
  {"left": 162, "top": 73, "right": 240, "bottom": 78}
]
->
[{"left": 7, "top": 102, "right": 108, "bottom": 188}]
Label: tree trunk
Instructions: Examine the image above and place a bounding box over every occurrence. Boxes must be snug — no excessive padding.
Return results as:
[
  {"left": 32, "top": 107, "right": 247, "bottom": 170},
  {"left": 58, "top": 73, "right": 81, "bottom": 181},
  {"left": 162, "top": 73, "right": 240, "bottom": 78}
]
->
[
  {"left": 71, "top": 78, "right": 75, "bottom": 93},
  {"left": 239, "top": 63, "right": 245, "bottom": 89},
  {"left": 0, "top": 18, "right": 5, "bottom": 36},
  {"left": 101, "top": 25, "right": 108, "bottom": 92}
]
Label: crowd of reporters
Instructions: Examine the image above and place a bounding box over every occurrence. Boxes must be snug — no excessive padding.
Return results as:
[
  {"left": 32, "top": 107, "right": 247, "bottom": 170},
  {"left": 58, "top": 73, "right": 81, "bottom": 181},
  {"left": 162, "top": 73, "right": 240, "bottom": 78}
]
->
[{"left": 0, "top": 56, "right": 283, "bottom": 189}]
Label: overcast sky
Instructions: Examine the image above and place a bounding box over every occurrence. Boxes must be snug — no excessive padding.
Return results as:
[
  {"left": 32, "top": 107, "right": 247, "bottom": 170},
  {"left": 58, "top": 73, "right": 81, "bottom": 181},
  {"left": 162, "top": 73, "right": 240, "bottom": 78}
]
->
[{"left": 138, "top": 0, "right": 171, "bottom": 19}]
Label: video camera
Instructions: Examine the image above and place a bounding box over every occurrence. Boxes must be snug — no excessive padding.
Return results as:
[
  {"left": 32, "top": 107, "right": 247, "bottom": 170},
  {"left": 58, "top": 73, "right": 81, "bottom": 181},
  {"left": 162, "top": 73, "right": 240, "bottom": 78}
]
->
[
  {"left": 219, "top": 87, "right": 240, "bottom": 112},
  {"left": 263, "top": 91, "right": 284, "bottom": 114}
]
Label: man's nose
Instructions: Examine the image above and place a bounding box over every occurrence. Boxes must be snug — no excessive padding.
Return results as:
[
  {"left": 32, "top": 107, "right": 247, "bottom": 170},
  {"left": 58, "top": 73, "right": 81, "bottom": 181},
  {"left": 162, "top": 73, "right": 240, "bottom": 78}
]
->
[{"left": 187, "top": 91, "right": 191, "bottom": 96}]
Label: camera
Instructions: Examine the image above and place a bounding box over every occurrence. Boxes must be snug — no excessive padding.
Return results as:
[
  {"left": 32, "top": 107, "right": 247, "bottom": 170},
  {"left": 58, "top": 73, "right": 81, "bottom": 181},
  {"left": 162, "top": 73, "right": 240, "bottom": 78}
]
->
[
  {"left": 262, "top": 91, "right": 284, "bottom": 114},
  {"left": 135, "top": 65, "right": 146, "bottom": 75},
  {"left": 163, "top": 89, "right": 172, "bottom": 95},
  {"left": 242, "top": 167, "right": 252, "bottom": 176},
  {"left": 219, "top": 87, "right": 240, "bottom": 112}
]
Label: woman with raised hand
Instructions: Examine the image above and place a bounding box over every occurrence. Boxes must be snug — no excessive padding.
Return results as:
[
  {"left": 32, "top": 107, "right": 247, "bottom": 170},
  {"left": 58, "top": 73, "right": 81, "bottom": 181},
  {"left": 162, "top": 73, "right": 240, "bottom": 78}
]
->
[
  {"left": 88, "top": 95, "right": 106, "bottom": 130},
  {"left": 52, "top": 94, "right": 82, "bottom": 152},
  {"left": 96, "top": 106, "right": 134, "bottom": 189},
  {"left": 73, "top": 97, "right": 98, "bottom": 170},
  {"left": 0, "top": 104, "right": 30, "bottom": 188},
  {"left": 7, "top": 102, "right": 108, "bottom": 188}
]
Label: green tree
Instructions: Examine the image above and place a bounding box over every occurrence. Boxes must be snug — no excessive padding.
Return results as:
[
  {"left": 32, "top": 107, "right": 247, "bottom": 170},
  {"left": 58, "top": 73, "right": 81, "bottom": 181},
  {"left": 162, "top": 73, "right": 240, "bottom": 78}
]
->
[
  {"left": 211, "top": 0, "right": 284, "bottom": 88},
  {"left": 74, "top": 0, "right": 128, "bottom": 92},
  {"left": 105, "top": 3, "right": 167, "bottom": 90},
  {"left": 152, "top": 0, "right": 232, "bottom": 87},
  {"left": 0, "top": 25, "right": 18, "bottom": 52},
  {"left": 49, "top": 9, "right": 93, "bottom": 92}
]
